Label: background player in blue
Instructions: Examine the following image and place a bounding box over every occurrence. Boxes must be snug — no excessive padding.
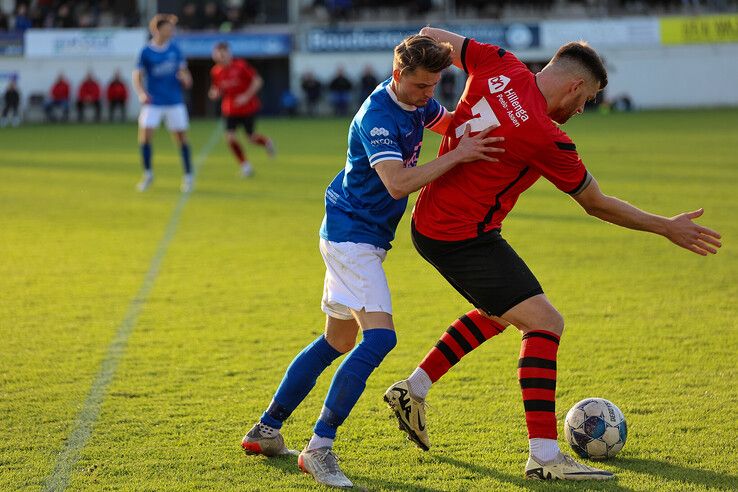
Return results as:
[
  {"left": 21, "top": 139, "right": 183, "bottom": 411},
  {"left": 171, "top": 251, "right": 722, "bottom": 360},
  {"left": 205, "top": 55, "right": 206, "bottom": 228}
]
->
[
  {"left": 240, "top": 35, "right": 503, "bottom": 488},
  {"left": 132, "top": 14, "right": 193, "bottom": 193}
]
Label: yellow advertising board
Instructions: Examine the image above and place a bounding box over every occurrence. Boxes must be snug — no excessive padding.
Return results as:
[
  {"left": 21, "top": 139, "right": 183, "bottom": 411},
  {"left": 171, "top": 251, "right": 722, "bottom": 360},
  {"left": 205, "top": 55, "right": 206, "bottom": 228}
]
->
[{"left": 660, "top": 14, "right": 738, "bottom": 44}]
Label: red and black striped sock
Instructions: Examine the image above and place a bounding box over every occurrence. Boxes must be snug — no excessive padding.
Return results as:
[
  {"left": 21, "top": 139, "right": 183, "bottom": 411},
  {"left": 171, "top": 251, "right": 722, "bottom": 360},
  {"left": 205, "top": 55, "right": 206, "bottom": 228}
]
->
[
  {"left": 251, "top": 133, "right": 269, "bottom": 146},
  {"left": 419, "top": 310, "right": 506, "bottom": 383},
  {"left": 228, "top": 140, "right": 246, "bottom": 164},
  {"left": 518, "top": 330, "right": 559, "bottom": 439}
]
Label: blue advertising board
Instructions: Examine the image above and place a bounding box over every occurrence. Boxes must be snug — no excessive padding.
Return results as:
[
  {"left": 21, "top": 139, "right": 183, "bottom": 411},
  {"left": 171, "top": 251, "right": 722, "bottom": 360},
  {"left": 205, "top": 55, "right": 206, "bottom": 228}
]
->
[
  {"left": 305, "top": 23, "right": 539, "bottom": 52},
  {"left": 0, "top": 32, "right": 24, "bottom": 56},
  {"left": 175, "top": 32, "right": 292, "bottom": 58}
]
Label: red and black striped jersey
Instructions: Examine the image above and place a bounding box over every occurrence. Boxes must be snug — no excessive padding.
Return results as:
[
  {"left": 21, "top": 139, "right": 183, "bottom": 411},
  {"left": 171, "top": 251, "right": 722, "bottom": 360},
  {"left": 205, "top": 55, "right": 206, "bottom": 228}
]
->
[{"left": 413, "top": 38, "right": 591, "bottom": 241}]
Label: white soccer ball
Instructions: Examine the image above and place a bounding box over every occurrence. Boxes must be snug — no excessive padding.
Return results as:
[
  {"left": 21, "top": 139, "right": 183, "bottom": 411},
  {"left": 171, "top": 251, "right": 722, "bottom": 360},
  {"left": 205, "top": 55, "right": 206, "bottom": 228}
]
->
[{"left": 564, "top": 398, "right": 627, "bottom": 460}]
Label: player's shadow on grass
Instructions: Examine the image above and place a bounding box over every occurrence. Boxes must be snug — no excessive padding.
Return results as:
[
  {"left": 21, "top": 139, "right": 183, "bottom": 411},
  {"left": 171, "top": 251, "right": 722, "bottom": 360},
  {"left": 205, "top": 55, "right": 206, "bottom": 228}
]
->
[
  {"left": 615, "top": 457, "right": 737, "bottom": 490},
  {"left": 433, "top": 454, "right": 633, "bottom": 491},
  {"left": 259, "top": 455, "right": 446, "bottom": 492}
]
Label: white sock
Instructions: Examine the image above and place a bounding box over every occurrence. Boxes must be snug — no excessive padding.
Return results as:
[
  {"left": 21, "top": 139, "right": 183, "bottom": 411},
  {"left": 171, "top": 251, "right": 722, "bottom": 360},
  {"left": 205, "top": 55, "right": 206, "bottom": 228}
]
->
[
  {"left": 144, "top": 170, "right": 153, "bottom": 178},
  {"left": 407, "top": 367, "right": 432, "bottom": 399},
  {"left": 257, "top": 422, "right": 279, "bottom": 438},
  {"left": 530, "top": 438, "right": 560, "bottom": 462},
  {"left": 307, "top": 434, "right": 333, "bottom": 451}
]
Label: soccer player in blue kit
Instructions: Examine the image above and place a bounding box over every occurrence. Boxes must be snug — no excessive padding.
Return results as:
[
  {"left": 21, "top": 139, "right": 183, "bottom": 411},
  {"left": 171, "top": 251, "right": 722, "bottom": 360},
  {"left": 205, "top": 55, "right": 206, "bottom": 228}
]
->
[
  {"left": 132, "top": 14, "right": 194, "bottom": 193},
  {"left": 240, "top": 35, "right": 504, "bottom": 487}
]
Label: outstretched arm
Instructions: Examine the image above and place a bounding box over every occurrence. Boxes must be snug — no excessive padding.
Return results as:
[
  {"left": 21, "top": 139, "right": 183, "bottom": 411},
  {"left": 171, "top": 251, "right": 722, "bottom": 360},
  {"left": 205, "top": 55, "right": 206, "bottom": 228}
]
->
[
  {"left": 573, "top": 177, "right": 722, "bottom": 256},
  {"left": 375, "top": 124, "right": 503, "bottom": 199},
  {"left": 419, "top": 27, "right": 466, "bottom": 70}
]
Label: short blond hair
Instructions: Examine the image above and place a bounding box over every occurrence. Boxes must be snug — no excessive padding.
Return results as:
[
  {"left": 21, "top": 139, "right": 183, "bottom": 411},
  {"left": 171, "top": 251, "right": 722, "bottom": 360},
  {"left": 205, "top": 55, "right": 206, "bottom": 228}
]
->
[
  {"left": 393, "top": 35, "right": 453, "bottom": 75},
  {"left": 149, "top": 14, "right": 178, "bottom": 35}
]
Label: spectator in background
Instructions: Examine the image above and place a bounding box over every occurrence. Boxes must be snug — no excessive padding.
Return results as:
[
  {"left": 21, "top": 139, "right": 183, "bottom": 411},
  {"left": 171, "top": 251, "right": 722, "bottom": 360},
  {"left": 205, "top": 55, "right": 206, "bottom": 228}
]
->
[
  {"left": 301, "top": 71, "right": 322, "bottom": 117},
  {"left": 201, "top": 1, "right": 225, "bottom": 30},
  {"left": 439, "top": 68, "right": 457, "bottom": 109},
  {"left": 0, "top": 10, "right": 9, "bottom": 30},
  {"left": 281, "top": 89, "right": 298, "bottom": 117},
  {"left": 1, "top": 78, "right": 21, "bottom": 128},
  {"left": 107, "top": 70, "right": 128, "bottom": 122},
  {"left": 326, "top": 0, "right": 352, "bottom": 21},
  {"left": 358, "top": 65, "right": 379, "bottom": 104},
  {"left": 45, "top": 73, "right": 71, "bottom": 122},
  {"left": 14, "top": 4, "right": 33, "bottom": 31},
  {"left": 53, "top": 2, "right": 76, "bottom": 28},
  {"left": 221, "top": 5, "right": 243, "bottom": 31},
  {"left": 179, "top": 2, "right": 201, "bottom": 30},
  {"left": 77, "top": 71, "right": 102, "bottom": 122},
  {"left": 328, "top": 66, "right": 353, "bottom": 116}
]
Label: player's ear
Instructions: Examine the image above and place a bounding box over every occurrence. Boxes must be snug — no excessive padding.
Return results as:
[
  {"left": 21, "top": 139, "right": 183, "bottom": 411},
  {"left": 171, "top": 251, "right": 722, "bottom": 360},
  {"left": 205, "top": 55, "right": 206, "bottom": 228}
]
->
[
  {"left": 569, "top": 78, "right": 585, "bottom": 94},
  {"left": 392, "top": 68, "right": 402, "bottom": 84}
]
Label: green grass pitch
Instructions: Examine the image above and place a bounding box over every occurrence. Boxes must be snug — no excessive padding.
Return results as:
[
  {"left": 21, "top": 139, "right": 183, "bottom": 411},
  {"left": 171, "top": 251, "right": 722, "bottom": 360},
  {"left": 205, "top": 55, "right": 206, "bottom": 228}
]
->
[{"left": 0, "top": 109, "right": 736, "bottom": 491}]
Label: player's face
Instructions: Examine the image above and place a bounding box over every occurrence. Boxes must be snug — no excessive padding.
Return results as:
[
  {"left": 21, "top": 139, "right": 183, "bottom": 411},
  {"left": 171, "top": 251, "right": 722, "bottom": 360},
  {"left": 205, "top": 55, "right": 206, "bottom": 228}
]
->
[
  {"left": 157, "top": 22, "right": 174, "bottom": 42},
  {"left": 394, "top": 68, "right": 442, "bottom": 107},
  {"left": 212, "top": 47, "right": 230, "bottom": 65},
  {"left": 552, "top": 78, "right": 599, "bottom": 124}
]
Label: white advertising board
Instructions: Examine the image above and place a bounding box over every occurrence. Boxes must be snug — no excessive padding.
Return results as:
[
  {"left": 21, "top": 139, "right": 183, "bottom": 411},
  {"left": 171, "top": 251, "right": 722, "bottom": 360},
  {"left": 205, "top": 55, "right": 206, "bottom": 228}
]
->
[
  {"left": 25, "top": 28, "right": 147, "bottom": 58},
  {"left": 541, "top": 18, "right": 661, "bottom": 48}
]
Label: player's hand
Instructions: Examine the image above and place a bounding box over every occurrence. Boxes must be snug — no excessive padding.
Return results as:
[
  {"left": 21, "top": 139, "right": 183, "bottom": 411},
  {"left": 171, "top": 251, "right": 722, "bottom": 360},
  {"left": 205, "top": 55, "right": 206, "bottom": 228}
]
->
[
  {"left": 138, "top": 92, "right": 151, "bottom": 104},
  {"left": 664, "top": 208, "right": 721, "bottom": 256},
  {"left": 234, "top": 93, "right": 250, "bottom": 106},
  {"left": 455, "top": 124, "right": 505, "bottom": 163},
  {"left": 208, "top": 87, "right": 220, "bottom": 100}
]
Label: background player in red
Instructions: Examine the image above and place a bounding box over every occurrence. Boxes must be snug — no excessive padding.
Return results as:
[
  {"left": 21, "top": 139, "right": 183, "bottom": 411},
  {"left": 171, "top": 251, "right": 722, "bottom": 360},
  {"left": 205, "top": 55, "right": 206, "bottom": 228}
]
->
[
  {"left": 209, "top": 41, "right": 275, "bottom": 178},
  {"left": 106, "top": 70, "right": 128, "bottom": 122},
  {"left": 384, "top": 27, "right": 722, "bottom": 481}
]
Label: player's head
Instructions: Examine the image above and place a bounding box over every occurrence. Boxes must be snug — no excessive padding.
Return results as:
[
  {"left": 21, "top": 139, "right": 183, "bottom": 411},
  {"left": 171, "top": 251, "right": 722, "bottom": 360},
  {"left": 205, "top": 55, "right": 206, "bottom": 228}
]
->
[
  {"left": 391, "top": 35, "right": 453, "bottom": 107},
  {"left": 212, "top": 41, "right": 232, "bottom": 65},
  {"left": 541, "top": 41, "right": 607, "bottom": 123},
  {"left": 149, "top": 14, "right": 178, "bottom": 41}
]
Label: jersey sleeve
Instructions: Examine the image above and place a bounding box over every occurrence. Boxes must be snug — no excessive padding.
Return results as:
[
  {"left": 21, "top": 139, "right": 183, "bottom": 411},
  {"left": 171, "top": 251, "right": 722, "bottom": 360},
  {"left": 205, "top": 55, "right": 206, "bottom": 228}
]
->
[
  {"left": 136, "top": 48, "right": 145, "bottom": 70},
  {"left": 459, "top": 38, "right": 508, "bottom": 75},
  {"left": 423, "top": 97, "right": 447, "bottom": 132},
  {"left": 359, "top": 109, "right": 403, "bottom": 168},
  {"left": 533, "top": 127, "right": 592, "bottom": 195},
  {"left": 174, "top": 45, "right": 186, "bottom": 70}
]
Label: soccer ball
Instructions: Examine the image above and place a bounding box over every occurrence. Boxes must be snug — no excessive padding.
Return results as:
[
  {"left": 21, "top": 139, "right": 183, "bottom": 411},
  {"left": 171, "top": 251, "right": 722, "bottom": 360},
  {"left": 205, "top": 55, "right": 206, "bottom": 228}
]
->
[{"left": 564, "top": 398, "right": 627, "bottom": 460}]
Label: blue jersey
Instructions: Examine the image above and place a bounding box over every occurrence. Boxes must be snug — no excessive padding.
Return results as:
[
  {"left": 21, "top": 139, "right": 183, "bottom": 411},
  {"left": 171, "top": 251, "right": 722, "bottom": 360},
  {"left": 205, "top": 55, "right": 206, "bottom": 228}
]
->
[
  {"left": 136, "top": 42, "right": 185, "bottom": 106},
  {"left": 319, "top": 77, "right": 446, "bottom": 250}
]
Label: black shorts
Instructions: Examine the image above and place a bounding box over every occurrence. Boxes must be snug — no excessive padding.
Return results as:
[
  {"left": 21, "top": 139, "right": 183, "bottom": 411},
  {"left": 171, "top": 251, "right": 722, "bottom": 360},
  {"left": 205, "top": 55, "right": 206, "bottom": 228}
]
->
[
  {"left": 411, "top": 221, "right": 543, "bottom": 317},
  {"left": 225, "top": 115, "right": 256, "bottom": 134}
]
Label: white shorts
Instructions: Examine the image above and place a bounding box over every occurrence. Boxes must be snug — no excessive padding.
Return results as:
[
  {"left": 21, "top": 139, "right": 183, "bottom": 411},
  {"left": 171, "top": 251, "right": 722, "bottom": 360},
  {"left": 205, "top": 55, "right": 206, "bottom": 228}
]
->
[
  {"left": 138, "top": 104, "right": 189, "bottom": 131},
  {"left": 320, "top": 238, "right": 392, "bottom": 320}
]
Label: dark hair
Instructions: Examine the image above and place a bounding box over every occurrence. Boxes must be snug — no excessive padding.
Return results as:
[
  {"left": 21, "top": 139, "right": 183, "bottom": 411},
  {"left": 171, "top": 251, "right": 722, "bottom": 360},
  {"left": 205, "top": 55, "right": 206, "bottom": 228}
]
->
[
  {"left": 149, "top": 14, "right": 177, "bottom": 34},
  {"left": 214, "top": 41, "right": 230, "bottom": 51},
  {"left": 393, "top": 35, "right": 453, "bottom": 75},
  {"left": 553, "top": 42, "right": 608, "bottom": 90}
]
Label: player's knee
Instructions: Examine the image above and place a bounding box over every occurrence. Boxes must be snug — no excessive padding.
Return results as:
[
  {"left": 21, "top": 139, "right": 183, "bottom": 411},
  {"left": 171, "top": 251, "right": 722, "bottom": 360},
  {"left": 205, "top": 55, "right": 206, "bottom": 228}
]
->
[
  {"left": 361, "top": 328, "right": 397, "bottom": 362},
  {"left": 546, "top": 310, "right": 565, "bottom": 335},
  {"left": 330, "top": 337, "right": 356, "bottom": 354}
]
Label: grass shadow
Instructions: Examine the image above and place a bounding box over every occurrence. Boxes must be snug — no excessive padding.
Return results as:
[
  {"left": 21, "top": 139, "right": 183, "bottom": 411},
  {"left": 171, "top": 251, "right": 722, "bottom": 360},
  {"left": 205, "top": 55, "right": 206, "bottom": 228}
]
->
[
  {"left": 432, "top": 454, "right": 635, "bottom": 491},
  {"left": 615, "top": 457, "right": 737, "bottom": 490}
]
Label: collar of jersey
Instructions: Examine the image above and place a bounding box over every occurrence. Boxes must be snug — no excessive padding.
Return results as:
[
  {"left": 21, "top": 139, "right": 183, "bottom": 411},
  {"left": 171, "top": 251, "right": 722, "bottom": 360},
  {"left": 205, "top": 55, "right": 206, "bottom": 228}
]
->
[
  {"left": 148, "top": 41, "right": 171, "bottom": 52},
  {"left": 385, "top": 83, "right": 416, "bottom": 112}
]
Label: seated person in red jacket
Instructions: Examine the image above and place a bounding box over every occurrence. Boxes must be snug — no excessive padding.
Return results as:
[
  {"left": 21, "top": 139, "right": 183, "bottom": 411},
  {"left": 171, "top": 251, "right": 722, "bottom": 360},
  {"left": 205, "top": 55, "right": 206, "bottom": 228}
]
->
[
  {"left": 45, "top": 73, "right": 71, "bottom": 122},
  {"left": 107, "top": 70, "right": 128, "bottom": 122},
  {"left": 77, "top": 71, "right": 102, "bottom": 122}
]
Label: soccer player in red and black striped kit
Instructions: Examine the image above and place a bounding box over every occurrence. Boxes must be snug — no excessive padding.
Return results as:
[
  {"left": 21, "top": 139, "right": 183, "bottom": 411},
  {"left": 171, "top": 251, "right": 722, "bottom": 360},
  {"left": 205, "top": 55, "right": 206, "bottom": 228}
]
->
[
  {"left": 384, "top": 27, "right": 722, "bottom": 481},
  {"left": 209, "top": 42, "right": 275, "bottom": 178}
]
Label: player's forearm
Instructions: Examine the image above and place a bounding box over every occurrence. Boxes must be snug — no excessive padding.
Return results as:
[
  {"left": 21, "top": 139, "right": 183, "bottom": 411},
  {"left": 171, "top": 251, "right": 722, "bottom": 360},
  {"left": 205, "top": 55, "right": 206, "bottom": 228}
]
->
[
  {"left": 387, "top": 151, "right": 463, "bottom": 199},
  {"left": 419, "top": 27, "right": 464, "bottom": 69},
  {"left": 131, "top": 70, "right": 145, "bottom": 97},
  {"left": 587, "top": 195, "right": 668, "bottom": 236}
]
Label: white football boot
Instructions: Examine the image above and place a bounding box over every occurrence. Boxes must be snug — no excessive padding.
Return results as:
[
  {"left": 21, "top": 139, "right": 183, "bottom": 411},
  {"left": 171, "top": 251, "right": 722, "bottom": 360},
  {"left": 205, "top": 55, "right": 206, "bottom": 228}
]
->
[
  {"left": 384, "top": 380, "right": 430, "bottom": 451},
  {"left": 240, "top": 162, "right": 254, "bottom": 178},
  {"left": 298, "top": 446, "right": 353, "bottom": 488},
  {"left": 241, "top": 423, "right": 297, "bottom": 457},
  {"left": 525, "top": 452, "right": 614, "bottom": 480},
  {"left": 180, "top": 174, "right": 193, "bottom": 193},
  {"left": 136, "top": 173, "right": 153, "bottom": 192}
]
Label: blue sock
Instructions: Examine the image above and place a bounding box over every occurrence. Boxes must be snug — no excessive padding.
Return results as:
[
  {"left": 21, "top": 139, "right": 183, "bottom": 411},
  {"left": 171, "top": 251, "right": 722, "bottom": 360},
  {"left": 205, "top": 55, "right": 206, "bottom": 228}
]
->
[
  {"left": 141, "top": 143, "right": 152, "bottom": 171},
  {"left": 260, "top": 335, "right": 343, "bottom": 429},
  {"left": 180, "top": 143, "right": 192, "bottom": 175},
  {"left": 314, "top": 328, "right": 397, "bottom": 439}
]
